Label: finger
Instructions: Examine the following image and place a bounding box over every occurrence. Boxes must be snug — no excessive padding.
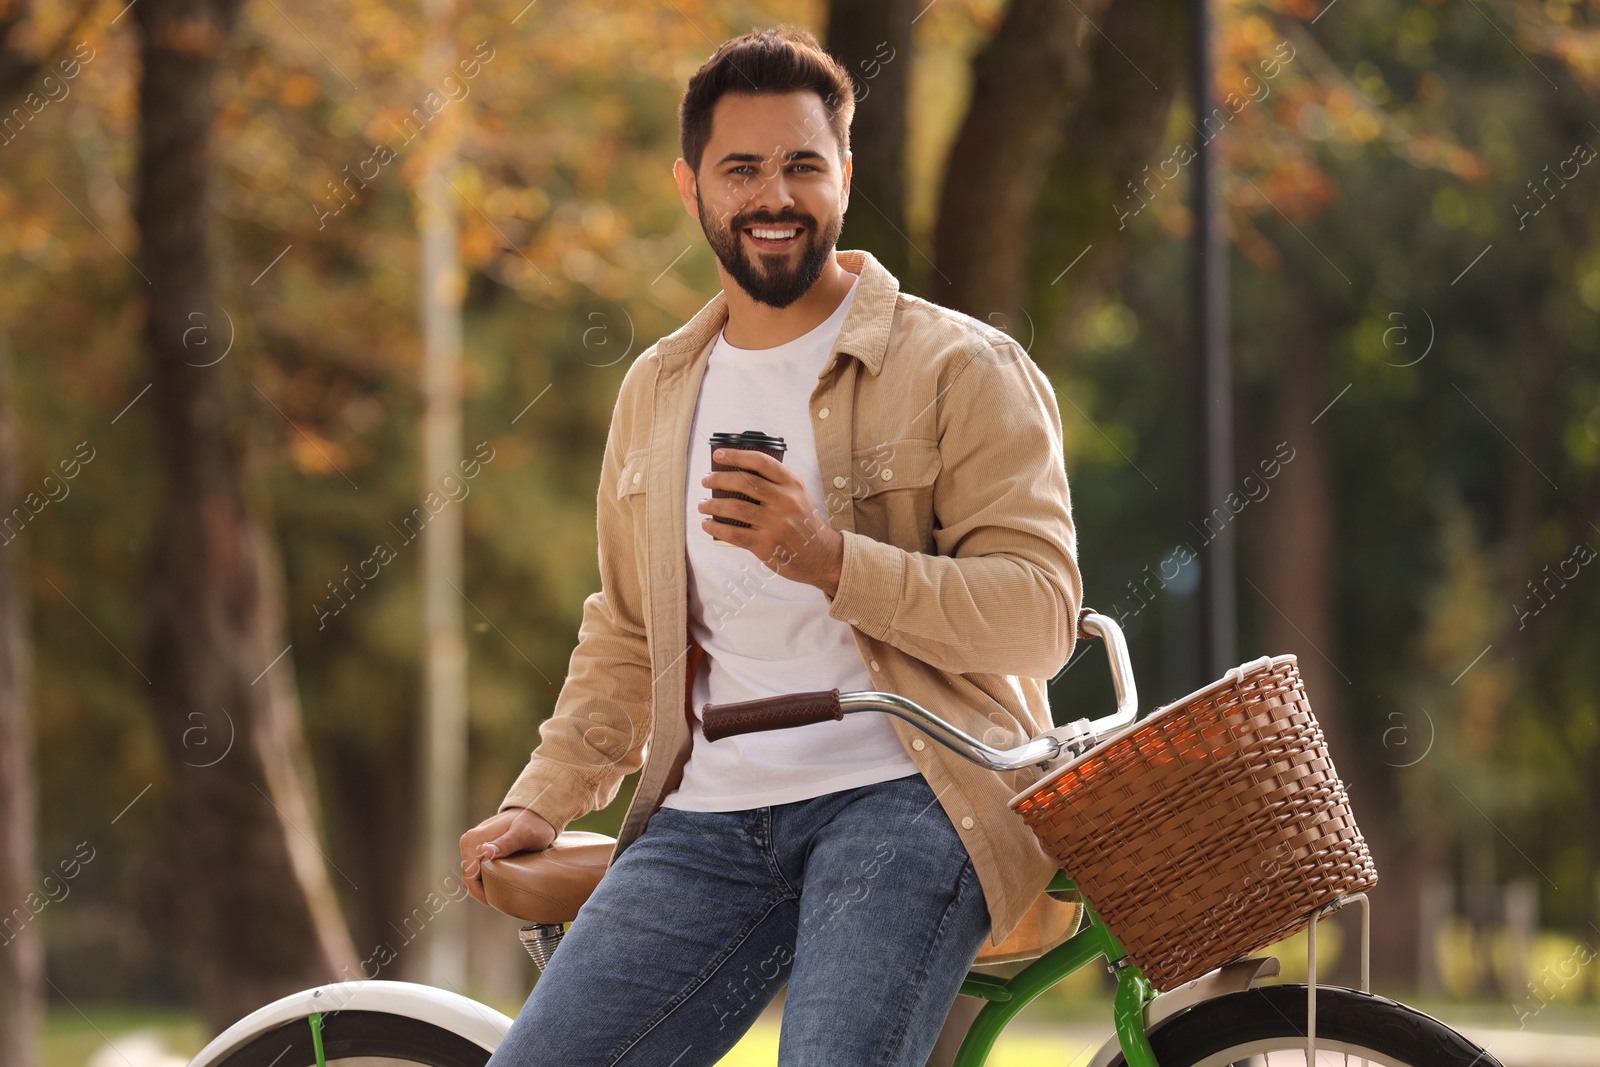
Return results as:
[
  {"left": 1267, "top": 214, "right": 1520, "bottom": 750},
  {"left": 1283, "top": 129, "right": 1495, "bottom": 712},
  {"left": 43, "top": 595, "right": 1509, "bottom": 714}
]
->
[
  {"left": 715, "top": 448, "right": 779, "bottom": 479},
  {"left": 704, "top": 470, "right": 771, "bottom": 502},
  {"left": 463, "top": 865, "right": 488, "bottom": 905},
  {"left": 701, "top": 515, "right": 749, "bottom": 547},
  {"left": 488, "top": 824, "right": 544, "bottom": 857},
  {"left": 702, "top": 501, "right": 763, "bottom": 533},
  {"left": 459, "top": 835, "right": 489, "bottom": 868},
  {"left": 734, "top": 465, "right": 781, "bottom": 496},
  {"left": 700, "top": 496, "right": 758, "bottom": 522},
  {"left": 460, "top": 857, "right": 488, "bottom": 904},
  {"left": 462, "top": 810, "right": 513, "bottom": 849}
]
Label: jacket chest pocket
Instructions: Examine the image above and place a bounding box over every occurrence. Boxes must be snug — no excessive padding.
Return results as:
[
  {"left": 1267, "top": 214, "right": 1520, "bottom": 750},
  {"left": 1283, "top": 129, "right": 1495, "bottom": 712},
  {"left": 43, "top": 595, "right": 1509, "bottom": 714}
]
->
[
  {"left": 846, "top": 438, "right": 941, "bottom": 552},
  {"left": 616, "top": 447, "right": 652, "bottom": 612}
]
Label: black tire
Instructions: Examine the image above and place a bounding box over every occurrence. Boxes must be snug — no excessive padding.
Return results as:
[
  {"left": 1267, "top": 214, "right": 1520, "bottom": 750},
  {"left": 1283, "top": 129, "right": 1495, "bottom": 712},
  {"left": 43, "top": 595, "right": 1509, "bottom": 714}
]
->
[
  {"left": 205, "top": 1009, "right": 492, "bottom": 1067},
  {"left": 1106, "top": 984, "right": 1502, "bottom": 1067}
]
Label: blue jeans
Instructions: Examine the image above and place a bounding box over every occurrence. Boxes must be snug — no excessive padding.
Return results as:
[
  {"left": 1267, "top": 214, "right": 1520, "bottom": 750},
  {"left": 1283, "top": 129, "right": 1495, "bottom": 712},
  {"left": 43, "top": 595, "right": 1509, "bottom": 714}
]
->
[{"left": 486, "top": 772, "right": 991, "bottom": 1067}]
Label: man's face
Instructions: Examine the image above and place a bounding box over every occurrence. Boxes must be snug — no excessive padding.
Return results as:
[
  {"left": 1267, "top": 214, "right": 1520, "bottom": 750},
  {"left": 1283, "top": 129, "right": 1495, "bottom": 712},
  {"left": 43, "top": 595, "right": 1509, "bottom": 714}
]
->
[{"left": 677, "top": 91, "right": 851, "bottom": 309}]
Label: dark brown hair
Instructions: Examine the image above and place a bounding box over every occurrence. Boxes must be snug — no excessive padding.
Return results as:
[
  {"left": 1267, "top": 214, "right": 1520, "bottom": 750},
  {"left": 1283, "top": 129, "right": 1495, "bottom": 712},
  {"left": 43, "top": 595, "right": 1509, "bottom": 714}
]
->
[{"left": 678, "top": 25, "right": 856, "bottom": 176}]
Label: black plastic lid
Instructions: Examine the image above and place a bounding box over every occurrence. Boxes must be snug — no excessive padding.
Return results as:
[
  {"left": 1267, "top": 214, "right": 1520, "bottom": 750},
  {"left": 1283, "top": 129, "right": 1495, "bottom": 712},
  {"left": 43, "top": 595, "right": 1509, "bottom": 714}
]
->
[{"left": 709, "top": 430, "right": 787, "bottom": 453}]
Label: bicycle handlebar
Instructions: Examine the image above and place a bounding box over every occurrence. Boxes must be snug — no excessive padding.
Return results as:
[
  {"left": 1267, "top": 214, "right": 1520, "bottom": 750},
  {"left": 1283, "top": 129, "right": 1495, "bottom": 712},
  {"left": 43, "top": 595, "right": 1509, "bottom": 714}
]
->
[
  {"left": 700, "top": 688, "right": 844, "bottom": 741},
  {"left": 700, "top": 608, "right": 1139, "bottom": 773}
]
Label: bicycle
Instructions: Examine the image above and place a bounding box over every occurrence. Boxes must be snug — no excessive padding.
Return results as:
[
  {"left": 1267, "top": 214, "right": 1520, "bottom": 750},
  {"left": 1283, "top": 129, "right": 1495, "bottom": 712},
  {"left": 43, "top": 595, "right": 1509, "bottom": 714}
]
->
[{"left": 184, "top": 610, "right": 1503, "bottom": 1067}]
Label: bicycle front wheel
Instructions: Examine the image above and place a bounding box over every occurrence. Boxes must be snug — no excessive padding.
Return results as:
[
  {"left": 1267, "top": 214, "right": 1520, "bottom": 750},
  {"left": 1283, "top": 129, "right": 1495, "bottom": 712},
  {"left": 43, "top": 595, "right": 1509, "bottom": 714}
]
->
[
  {"left": 1105, "top": 984, "right": 1502, "bottom": 1067},
  {"left": 204, "top": 1009, "right": 491, "bottom": 1067}
]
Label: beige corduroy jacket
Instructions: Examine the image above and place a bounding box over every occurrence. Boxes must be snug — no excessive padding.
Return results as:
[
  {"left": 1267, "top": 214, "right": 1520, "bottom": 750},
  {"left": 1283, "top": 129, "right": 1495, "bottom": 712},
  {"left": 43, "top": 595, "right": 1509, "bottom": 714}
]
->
[{"left": 499, "top": 247, "right": 1084, "bottom": 958}]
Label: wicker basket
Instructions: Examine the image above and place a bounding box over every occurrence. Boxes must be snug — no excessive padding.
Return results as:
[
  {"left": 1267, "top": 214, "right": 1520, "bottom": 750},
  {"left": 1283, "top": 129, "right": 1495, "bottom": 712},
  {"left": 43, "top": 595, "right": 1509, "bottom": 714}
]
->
[{"left": 1009, "top": 654, "right": 1378, "bottom": 991}]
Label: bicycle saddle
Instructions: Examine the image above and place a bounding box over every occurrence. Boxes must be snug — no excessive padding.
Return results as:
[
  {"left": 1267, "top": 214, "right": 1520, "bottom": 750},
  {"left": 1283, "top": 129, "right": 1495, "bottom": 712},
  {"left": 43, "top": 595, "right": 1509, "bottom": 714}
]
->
[{"left": 479, "top": 831, "right": 615, "bottom": 924}]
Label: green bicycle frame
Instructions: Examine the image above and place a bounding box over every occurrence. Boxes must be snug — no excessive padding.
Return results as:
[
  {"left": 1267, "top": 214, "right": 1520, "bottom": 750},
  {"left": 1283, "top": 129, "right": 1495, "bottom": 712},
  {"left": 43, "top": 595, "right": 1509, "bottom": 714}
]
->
[
  {"left": 308, "top": 1011, "right": 328, "bottom": 1067},
  {"left": 950, "top": 873, "right": 1159, "bottom": 1067}
]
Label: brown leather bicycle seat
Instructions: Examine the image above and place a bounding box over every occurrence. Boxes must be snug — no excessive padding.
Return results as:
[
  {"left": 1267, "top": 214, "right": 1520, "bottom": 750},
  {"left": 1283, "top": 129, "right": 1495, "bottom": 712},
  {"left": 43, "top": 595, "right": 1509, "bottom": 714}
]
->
[{"left": 479, "top": 831, "right": 616, "bottom": 924}]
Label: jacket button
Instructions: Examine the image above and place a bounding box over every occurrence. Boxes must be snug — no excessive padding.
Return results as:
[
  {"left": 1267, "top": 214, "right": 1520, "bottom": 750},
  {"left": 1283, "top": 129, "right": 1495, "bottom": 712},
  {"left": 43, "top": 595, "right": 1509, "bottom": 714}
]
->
[
  {"left": 961, "top": 817, "right": 974, "bottom": 830},
  {"left": 911, "top": 738, "right": 925, "bottom": 751},
  {"left": 846, "top": 617, "right": 860, "bottom": 626},
  {"left": 833, "top": 476, "right": 847, "bottom": 489},
  {"left": 632, "top": 471, "right": 642, "bottom": 485},
  {"left": 880, "top": 468, "right": 893, "bottom": 481},
  {"left": 818, "top": 406, "right": 830, "bottom": 419},
  {"left": 869, "top": 659, "right": 880, "bottom": 671}
]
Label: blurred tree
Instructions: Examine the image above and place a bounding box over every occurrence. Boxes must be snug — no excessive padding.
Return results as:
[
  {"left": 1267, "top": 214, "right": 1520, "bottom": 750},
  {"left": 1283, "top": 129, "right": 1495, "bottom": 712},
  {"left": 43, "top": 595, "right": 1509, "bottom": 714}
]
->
[
  {"left": 2, "top": 4, "right": 97, "bottom": 1059},
  {"left": 414, "top": 0, "right": 469, "bottom": 989},
  {"left": 932, "top": 0, "right": 1115, "bottom": 315},
  {"left": 0, "top": 0, "right": 93, "bottom": 100},
  {"left": 131, "top": 0, "right": 357, "bottom": 1030},
  {"left": 1030, "top": 0, "right": 1191, "bottom": 361},
  {"left": 826, "top": 0, "right": 915, "bottom": 279},
  {"left": 1052, "top": 0, "right": 1600, "bottom": 993},
  {"left": 0, "top": 338, "right": 41, "bottom": 1067}
]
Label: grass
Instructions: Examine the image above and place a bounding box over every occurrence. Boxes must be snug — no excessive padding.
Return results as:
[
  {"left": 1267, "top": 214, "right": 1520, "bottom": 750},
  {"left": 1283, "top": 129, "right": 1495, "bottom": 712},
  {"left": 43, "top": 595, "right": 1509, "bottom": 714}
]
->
[{"left": 43, "top": 1007, "right": 207, "bottom": 1067}]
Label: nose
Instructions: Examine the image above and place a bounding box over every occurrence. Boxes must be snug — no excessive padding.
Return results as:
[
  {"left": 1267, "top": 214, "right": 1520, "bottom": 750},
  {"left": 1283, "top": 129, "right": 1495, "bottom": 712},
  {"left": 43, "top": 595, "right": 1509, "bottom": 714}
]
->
[{"left": 739, "top": 157, "right": 797, "bottom": 219}]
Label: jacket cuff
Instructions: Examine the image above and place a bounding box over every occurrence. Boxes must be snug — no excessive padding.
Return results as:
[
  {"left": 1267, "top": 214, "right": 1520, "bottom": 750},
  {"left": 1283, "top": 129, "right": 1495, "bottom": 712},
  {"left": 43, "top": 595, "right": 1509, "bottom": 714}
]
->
[
  {"left": 497, "top": 756, "right": 596, "bottom": 832},
  {"left": 825, "top": 529, "right": 905, "bottom": 639}
]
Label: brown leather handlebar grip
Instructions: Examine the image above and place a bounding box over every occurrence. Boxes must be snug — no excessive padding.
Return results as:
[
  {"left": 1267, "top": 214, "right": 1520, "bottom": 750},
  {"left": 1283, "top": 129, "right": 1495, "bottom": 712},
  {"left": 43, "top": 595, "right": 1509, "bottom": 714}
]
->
[
  {"left": 701, "top": 689, "right": 843, "bottom": 742},
  {"left": 1076, "top": 606, "right": 1100, "bottom": 641}
]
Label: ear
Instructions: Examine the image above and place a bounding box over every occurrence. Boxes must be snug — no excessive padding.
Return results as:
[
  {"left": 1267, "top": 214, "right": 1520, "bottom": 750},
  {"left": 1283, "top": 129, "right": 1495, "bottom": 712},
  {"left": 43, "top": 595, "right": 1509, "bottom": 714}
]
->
[
  {"left": 839, "top": 150, "right": 852, "bottom": 215},
  {"left": 673, "top": 158, "right": 698, "bottom": 220}
]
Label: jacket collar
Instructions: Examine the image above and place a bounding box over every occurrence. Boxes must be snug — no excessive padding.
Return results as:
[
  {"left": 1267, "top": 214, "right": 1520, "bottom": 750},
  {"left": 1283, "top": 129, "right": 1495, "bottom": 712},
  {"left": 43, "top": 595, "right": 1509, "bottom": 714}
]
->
[{"left": 653, "top": 248, "right": 899, "bottom": 377}]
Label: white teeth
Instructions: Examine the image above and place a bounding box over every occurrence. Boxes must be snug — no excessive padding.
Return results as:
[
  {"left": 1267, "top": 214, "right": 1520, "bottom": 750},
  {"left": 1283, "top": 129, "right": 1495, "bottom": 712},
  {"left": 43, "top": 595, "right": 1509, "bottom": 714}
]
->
[{"left": 749, "top": 227, "right": 798, "bottom": 240}]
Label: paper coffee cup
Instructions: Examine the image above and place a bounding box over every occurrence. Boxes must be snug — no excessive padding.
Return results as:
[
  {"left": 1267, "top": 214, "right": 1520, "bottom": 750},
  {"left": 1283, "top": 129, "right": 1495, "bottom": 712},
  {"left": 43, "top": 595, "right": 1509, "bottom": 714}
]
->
[{"left": 709, "top": 430, "right": 787, "bottom": 542}]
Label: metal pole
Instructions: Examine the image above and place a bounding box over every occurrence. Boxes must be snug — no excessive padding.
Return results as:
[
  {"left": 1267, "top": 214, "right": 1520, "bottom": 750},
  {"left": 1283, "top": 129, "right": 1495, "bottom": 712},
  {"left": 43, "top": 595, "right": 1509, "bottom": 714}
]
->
[{"left": 1191, "top": 0, "right": 1235, "bottom": 677}]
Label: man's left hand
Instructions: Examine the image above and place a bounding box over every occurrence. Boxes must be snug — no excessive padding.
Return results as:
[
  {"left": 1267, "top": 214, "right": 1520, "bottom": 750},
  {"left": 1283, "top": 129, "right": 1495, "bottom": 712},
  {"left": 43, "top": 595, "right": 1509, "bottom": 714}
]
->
[{"left": 698, "top": 447, "right": 844, "bottom": 598}]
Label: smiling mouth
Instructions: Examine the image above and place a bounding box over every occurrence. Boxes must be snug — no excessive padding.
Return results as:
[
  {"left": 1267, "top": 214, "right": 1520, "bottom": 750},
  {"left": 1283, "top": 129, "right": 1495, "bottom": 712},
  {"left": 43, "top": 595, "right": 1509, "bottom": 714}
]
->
[{"left": 744, "top": 225, "right": 803, "bottom": 251}]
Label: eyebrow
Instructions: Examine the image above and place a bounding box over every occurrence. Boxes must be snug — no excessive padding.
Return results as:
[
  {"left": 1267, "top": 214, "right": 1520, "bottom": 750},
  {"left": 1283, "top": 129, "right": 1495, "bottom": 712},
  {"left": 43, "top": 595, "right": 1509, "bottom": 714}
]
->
[{"left": 715, "top": 149, "right": 829, "bottom": 168}]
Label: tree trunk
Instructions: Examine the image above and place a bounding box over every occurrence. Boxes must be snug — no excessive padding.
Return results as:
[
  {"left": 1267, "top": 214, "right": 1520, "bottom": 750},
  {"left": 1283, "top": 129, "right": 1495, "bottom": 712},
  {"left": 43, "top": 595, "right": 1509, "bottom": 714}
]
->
[
  {"left": 246, "top": 498, "right": 363, "bottom": 978},
  {"left": 416, "top": 0, "right": 469, "bottom": 987},
  {"left": 1252, "top": 303, "right": 1400, "bottom": 987},
  {"left": 929, "top": 0, "right": 1113, "bottom": 316},
  {"left": 133, "top": 0, "right": 356, "bottom": 1030},
  {"left": 1, "top": 10, "right": 118, "bottom": 1054},
  {"left": 824, "top": 0, "right": 914, "bottom": 279},
  {"left": 0, "top": 334, "right": 42, "bottom": 1067},
  {"left": 1032, "top": 0, "right": 1190, "bottom": 368}
]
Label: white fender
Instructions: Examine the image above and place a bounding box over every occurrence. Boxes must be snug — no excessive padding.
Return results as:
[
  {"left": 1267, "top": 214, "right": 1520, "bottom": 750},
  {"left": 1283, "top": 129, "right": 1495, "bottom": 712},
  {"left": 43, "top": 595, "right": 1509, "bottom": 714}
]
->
[
  {"left": 1086, "top": 957, "right": 1280, "bottom": 1067},
  {"left": 186, "top": 980, "right": 514, "bottom": 1066}
]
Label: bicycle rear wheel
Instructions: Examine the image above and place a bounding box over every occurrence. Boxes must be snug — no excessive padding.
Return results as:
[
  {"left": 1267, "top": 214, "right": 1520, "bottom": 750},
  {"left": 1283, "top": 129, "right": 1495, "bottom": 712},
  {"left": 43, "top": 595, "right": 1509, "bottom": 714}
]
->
[
  {"left": 1105, "top": 984, "right": 1502, "bottom": 1067},
  {"left": 204, "top": 1009, "right": 491, "bottom": 1067}
]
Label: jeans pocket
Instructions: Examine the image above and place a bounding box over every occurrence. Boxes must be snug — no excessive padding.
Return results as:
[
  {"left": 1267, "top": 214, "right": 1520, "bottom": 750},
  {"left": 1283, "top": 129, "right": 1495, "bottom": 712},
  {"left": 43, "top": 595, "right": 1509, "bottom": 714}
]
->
[{"left": 955, "top": 855, "right": 980, "bottom": 904}]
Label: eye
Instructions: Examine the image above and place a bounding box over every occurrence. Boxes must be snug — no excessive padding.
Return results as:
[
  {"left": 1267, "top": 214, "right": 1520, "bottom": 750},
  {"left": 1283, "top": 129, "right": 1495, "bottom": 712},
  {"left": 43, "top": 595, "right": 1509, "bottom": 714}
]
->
[{"left": 728, "top": 163, "right": 818, "bottom": 175}]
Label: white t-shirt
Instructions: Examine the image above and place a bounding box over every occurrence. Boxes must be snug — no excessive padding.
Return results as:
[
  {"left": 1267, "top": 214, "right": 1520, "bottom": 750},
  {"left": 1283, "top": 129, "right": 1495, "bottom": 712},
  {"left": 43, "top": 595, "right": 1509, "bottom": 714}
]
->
[{"left": 662, "top": 275, "right": 921, "bottom": 811}]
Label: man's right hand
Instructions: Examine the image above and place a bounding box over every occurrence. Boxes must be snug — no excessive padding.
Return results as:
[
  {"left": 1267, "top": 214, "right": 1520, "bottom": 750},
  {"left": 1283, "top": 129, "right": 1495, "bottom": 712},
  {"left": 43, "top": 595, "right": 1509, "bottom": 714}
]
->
[{"left": 459, "top": 808, "right": 558, "bottom": 906}]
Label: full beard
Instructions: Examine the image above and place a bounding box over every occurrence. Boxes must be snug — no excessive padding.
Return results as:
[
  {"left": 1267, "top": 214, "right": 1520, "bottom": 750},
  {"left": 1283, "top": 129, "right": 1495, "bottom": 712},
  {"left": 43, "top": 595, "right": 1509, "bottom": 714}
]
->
[{"left": 699, "top": 199, "right": 843, "bottom": 309}]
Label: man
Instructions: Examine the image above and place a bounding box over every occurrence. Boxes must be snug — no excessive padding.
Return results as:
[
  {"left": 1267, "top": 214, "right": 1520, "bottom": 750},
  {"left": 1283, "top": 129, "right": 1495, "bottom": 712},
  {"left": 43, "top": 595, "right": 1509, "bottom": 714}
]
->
[{"left": 462, "top": 24, "right": 1083, "bottom": 1067}]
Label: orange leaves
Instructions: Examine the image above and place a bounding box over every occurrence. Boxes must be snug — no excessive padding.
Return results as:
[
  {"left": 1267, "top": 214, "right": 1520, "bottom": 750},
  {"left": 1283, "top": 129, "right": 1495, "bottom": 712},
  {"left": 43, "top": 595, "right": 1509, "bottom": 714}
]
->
[
  {"left": 279, "top": 73, "right": 319, "bottom": 108},
  {"left": 1515, "top": 0, "right": 1600, "bottom": 94},
  {"left": 287, "top": 422, "right": 351, "bottom": 478},
  {"left": 1240, "top": 155, "right": 1339, "bottom": 215},
  {"left": 1206, "top": 0, "right": 1494, "bottom": 232}
]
